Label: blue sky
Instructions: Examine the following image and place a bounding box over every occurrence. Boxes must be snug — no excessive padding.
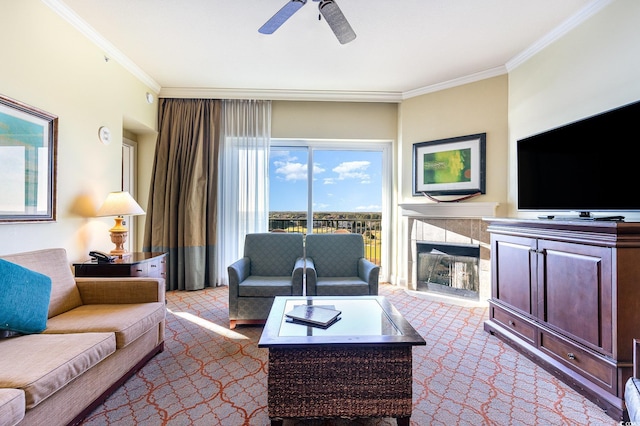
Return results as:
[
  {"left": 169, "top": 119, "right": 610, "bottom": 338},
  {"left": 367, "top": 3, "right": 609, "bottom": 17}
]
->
[{"left": 269, "top": 149, "right": 382, "bottom": 212}]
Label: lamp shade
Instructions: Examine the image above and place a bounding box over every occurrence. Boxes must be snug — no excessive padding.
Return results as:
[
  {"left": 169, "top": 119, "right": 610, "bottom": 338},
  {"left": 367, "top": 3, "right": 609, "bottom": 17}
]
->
[{"left": 96, "top": 191, "right": 145, "bottom": 217}]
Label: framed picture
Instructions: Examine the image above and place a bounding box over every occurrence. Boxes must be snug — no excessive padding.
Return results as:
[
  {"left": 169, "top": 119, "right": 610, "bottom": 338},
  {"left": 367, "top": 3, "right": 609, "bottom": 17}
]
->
[
  {"left": 0, "top": 94, "right": 58, "bottom": 222},
  {"left": 413, "top": 133, "right": 486, "bottom": 196}
]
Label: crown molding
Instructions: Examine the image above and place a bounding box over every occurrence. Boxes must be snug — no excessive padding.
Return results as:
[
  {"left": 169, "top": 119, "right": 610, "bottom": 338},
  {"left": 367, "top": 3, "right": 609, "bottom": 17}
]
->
[
  {"left": 506, "top": 0, "right": 613, "bottom": 71},
  {"left": 401, "top": 67, "right": 508, "bottom": 100},
  {"left": 42, "top": 0, "right": 161, "bottom": 93},
  {"left": 159, "top": 87, "right": 403, "bottom": 103},
  {"left": 160, "top": 65, "right": 508, "bottom": 102}
]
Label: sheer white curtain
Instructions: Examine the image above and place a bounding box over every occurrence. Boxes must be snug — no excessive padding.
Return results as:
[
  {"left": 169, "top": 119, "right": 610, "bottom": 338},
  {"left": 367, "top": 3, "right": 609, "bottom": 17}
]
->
[{"left": 216, "top": 99, "right": 271, "bottom": 285}]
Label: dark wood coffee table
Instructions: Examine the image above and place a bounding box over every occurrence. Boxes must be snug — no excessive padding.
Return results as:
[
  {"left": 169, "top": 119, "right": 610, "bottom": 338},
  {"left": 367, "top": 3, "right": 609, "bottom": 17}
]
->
[{"left": 258, "top": 296, "right": 426, "bottom": 425}]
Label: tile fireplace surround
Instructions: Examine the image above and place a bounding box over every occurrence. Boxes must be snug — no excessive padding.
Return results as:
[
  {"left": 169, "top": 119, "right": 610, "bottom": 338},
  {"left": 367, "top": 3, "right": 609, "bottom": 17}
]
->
[{"left": 400, "top": 203, "right": 497, "bottom": 304}]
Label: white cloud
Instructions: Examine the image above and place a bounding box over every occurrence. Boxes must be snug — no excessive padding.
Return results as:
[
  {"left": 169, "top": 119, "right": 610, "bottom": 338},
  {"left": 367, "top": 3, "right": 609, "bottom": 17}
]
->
[
  {"left": 332, "top": 161, "right": 371, "bottom": 183},
  {"left": 274, "top": 161, "right": 325, "bottom": 181},
  {"left": 274, "top": 161, "right": 306, "bottom": 181}
]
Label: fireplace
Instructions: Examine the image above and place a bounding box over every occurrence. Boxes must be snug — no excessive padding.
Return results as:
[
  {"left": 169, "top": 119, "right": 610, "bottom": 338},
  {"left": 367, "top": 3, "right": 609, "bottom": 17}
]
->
[
  {"left": 401, "top": 213, "right": 493, "bottom": 304},
  {"left": 416, "top": 241, "right": 480, "bottom": 300}
]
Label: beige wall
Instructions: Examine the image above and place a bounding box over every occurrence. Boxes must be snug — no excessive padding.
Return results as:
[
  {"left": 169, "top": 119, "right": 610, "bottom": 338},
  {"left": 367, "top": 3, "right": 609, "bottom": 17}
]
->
[
  {"left": 0, "top": 1, "right": 158, "bottom": 260},
  {"left": 398, "top": 75, "right": 509, "bottom": 207},
  {"left": 508, "top": 0, "right": 640, "bottom": 219},
  {"left": 272, "top": 101, "right": 398, "bottom": 140}
]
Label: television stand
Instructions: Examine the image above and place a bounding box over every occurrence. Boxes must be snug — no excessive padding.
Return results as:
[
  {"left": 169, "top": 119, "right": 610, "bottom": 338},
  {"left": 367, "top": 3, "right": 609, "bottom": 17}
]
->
[{"left": 484, "top": 218, "right": 640, "bottom": 420}]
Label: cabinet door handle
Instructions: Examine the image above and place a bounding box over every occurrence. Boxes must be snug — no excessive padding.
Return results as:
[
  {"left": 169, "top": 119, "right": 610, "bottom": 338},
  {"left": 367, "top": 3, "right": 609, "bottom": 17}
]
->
[
  {"left": 508, "top": 320, "right": 515, "bottom": 327},
  {"left": 566, "top": 352, "right": 576, "bottom": 360},
  {"left": 150, "top": 264, "right": 157, "bottom": 268}
]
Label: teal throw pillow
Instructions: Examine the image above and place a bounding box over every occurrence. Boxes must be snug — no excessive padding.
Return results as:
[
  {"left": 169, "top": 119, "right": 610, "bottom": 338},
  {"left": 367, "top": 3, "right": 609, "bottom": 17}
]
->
[{"left": 0, "top": 258, "right": 52, "bottom": 334}]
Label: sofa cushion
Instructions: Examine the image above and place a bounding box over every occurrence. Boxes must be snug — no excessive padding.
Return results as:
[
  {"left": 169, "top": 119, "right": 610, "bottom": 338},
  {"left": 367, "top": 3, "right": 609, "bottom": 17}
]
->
[
  {"left": 315, "top": 277, "right": 370, "bottom": 296},
  {"left": 0, "top": 249, "right": 82, "bottom": 318},
  {"left": 0, "top": 388, "right": 25, "bottom": 426},
  {"left": 0, "top": 333, "right": 115, "bottom": 409},
  {"left": 238, "top": 276, "right": 294, "bottom": 297},
  {"left": 0, "top": 259, "right": 52, "bottom": 334},
  {"left": 44, "top": 303, "right": 166, "bottom": 348}
]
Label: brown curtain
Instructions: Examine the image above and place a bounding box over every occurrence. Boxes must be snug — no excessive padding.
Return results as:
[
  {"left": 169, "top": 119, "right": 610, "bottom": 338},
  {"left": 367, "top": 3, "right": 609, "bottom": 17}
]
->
[{"left": 143, "top": 98, "right": 221, "bottom": 290}]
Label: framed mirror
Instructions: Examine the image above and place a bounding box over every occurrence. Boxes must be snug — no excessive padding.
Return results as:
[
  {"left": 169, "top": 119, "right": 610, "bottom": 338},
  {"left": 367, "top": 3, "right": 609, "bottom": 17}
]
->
[{"left": 0, "top": 94, "right": 58, "bottom": 222}]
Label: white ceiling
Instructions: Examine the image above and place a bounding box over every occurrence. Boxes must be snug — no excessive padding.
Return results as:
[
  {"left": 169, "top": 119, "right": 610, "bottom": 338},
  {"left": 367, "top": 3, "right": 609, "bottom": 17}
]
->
[{"left": 47, "top": 0, "right": 607, "bottom": 101}]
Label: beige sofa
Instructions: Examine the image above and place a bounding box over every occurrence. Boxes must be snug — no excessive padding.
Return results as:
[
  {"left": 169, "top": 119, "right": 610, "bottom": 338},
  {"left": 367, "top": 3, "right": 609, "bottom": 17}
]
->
[{"left": 0, "top": 248, "right": 166, "bottom": 426}]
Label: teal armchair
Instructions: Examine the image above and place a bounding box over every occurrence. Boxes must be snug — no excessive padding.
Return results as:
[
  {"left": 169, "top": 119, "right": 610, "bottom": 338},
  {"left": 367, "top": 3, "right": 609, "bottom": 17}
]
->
[
  {"left": 305, "top": 233, "right": 379, "bottom": 296},
  {"left": 227, "top": 233, "right": 304, "bottom": 329}
]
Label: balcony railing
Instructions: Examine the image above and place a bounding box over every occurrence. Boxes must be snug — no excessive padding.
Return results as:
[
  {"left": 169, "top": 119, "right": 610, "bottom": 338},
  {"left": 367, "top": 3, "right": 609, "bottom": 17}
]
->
[{"left": 269, "top": 216, "right": 382, "bottom": 266}]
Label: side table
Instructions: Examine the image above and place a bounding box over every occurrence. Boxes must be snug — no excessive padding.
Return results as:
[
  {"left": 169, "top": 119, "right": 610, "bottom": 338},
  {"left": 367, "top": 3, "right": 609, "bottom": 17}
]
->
[{"left": 73, "top": 252, "right": 167, "bottom": 279}]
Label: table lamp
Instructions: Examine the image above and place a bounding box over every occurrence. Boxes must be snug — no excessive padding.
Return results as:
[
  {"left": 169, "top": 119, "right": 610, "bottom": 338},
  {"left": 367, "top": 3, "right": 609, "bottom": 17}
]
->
[{"left": 96, "top": 191, "right": 145, "bottom": 257}]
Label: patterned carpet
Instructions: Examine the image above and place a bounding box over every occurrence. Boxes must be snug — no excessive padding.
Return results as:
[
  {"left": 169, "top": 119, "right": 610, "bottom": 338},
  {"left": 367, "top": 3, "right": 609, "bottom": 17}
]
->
[{"left": 80, "top": 284, "right": 615, "bottom": 425}]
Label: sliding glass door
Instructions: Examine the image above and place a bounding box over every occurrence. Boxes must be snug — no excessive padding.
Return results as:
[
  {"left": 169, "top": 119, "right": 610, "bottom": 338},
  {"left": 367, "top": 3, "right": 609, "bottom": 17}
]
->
[{"left": 269, "top": 140, "right": 391, "bottom": 279}]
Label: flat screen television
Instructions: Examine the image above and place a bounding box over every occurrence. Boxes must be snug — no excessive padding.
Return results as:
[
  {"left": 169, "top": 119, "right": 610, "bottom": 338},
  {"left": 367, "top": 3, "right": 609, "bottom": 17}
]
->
[{"left": 517, "top": 99, "right": 640, "bottom": 219}]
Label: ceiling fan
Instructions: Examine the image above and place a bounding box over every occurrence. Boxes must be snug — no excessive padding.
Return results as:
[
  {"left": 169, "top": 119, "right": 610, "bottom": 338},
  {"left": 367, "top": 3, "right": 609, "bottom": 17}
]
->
[{"left": 259, "top": 0, "right": 356, "bottom": 45}]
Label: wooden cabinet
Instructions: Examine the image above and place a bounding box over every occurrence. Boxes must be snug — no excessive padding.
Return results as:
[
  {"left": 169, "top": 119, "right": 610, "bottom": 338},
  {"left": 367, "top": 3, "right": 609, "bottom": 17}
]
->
[
  {"left": 74, "top": 252, "right": 167, "bottom": 279},
  {"left": 538, "top": 240, "right": 612, "bottom": 354},
  {"left": 492, "top": 234, "right": 536, "bottom": 317},
  {"left": 484, "top": 219, "right": 640, "bottom": 421}
]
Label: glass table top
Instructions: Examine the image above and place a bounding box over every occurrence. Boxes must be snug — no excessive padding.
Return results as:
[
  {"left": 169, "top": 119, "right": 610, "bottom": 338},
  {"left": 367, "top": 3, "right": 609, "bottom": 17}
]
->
[
  {"left": 258, "top": 296, "right": 426, "bottom": 348},
  {"left": 278, "top": 298, "right": 402, "bottom": 337}
]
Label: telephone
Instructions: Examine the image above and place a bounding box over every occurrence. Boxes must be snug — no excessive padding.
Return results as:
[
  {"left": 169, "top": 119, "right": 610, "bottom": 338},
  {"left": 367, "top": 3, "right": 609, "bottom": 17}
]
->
[{"left": 89, "top": 250, "right": 115, "bottom": 263}]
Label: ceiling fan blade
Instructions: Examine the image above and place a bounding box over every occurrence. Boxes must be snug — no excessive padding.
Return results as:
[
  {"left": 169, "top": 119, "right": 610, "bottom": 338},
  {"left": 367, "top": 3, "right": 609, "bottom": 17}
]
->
[
  {"left": 318, "top": 0, "right": 356, "bottom": 44},
  {"left": 259, "top": 0, "right": 307, "bottom": 34}
]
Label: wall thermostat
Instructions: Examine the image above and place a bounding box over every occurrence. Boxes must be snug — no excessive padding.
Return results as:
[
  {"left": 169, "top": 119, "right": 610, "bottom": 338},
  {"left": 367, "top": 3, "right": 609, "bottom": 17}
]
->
[{"left": 98, "top": 126, "right": 111, "bottom": 145}]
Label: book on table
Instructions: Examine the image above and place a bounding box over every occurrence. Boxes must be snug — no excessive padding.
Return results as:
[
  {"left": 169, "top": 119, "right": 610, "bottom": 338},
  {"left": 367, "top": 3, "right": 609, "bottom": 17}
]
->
[{"left": 285, "top": 305, "right": 342, "bottom": 328}]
